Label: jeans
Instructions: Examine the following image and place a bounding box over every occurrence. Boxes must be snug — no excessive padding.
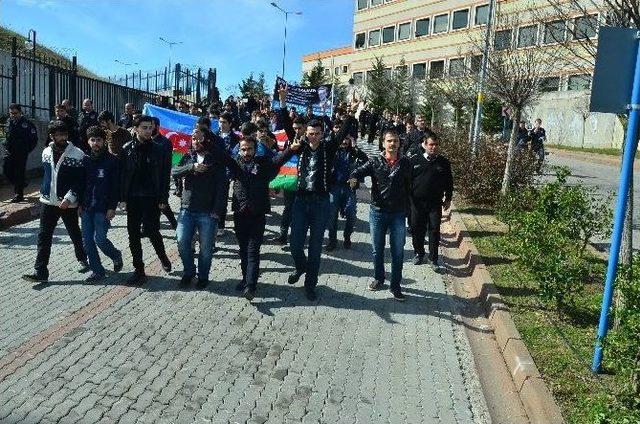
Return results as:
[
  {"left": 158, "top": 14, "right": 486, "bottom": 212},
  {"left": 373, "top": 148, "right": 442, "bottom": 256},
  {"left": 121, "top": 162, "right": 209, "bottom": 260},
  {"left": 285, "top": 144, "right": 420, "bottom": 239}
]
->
[
  {"left": 369, "top": 207, "right": 406, "bottom": 290},
  {"left": 81, "top": 210, "right": 122, "bottom": 277},
  {"left": 290, "top": 192, "right": 330, "bottom": 290},
  {"left": 410, "top": 200, "right": 442, "bottom": 263},
  {"left": 35, "top": 204, "right": 87, "bottom": 277},
  {"left": 279, "top": 190, "right": 296, "bottom": 238},
  {"left": 234, "top": 213, "right": 266, "bottom": 289},
  {"left": 126, "top": 196, "right": 168, "bottom": 271},
  {"left": 176, "top": 209, "right": 217, "bottom": 280},
  {"left": 327, "top": 184, "right": 356, "bottom": 243}
]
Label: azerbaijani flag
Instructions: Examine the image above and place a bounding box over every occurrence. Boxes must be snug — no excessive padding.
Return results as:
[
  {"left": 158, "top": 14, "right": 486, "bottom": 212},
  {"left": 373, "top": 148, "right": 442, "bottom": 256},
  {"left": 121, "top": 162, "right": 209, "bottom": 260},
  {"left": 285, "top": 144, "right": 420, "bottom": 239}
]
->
[
  {"left": 269, "top": 130, "right": 298, "bottom": 191},
  {"left": 142, "top": 103, "right": 219, "bottom": 165}
]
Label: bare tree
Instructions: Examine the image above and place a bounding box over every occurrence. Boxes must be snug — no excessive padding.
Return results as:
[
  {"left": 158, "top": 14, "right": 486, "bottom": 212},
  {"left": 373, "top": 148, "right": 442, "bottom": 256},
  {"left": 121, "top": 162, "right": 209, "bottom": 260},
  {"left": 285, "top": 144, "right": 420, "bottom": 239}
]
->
[{"left": 430, "top": 74, "right": 478, "bottom": 141}]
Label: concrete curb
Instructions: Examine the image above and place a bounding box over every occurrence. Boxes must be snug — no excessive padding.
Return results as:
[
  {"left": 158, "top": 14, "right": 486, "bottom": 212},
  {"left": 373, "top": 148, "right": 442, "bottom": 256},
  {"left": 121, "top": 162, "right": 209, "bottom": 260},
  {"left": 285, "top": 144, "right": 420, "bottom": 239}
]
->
[
  {"left": 447, "top": 208, "right": 565, "bottom": 424},
  {"left": 0, "top": 198, "right": 41, "bottom": 230}
]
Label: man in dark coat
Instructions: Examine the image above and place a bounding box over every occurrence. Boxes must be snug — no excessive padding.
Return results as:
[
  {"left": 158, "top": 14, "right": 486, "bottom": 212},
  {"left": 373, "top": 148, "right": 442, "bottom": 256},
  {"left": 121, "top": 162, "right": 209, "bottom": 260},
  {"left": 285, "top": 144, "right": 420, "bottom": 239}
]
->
[{"left": 3, "top": 103, "right": 38, "bottom": 202}]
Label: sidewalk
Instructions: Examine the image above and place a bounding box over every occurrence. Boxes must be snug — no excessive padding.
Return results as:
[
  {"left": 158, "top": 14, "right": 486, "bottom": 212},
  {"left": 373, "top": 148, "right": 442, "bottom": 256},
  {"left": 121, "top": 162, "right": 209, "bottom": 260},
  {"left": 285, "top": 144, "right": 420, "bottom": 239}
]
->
[{"left": 0, "top": 186, "right": 491, "bottom": 423}]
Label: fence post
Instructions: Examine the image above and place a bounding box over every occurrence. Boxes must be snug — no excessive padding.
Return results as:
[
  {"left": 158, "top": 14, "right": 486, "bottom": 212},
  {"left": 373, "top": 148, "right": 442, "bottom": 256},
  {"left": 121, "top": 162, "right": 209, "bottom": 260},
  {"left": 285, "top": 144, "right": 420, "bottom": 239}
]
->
[
  {"left": 139, "top": 70, "right": 142, "bottom": 91},
  {"left": 174, "top": 63, "right": 181, "bottom": 103},
  {"left": 11, "top": 37, "right": 17, "bottom": 103},
  {"left": 125, "top": 74, "right": 128, "bottom": 87},
  {"left": 155, "top": 71, "right": 158, "bottom": 93},
  {"left": 196, "top": 68, "right": 202, "bottom": 104},
  {"left": 70, "top": 55, "right": 77, "bottom": 106},
  {"left": 185, "top": 68, "right": 191, "bottom": 96},
  {"left": 146, "top": 73, "right": 149, "bottom": 93},
  {"left": 48, "top": 64, "right": 55, "bottom": 118}
]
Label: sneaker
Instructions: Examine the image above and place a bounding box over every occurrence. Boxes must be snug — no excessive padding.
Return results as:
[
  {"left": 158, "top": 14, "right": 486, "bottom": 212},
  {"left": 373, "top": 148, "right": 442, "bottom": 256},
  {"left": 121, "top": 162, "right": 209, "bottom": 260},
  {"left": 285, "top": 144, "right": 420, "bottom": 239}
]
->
[
  {"left": 113, "top": 258, "right": 123, "bottom": 273},
  {"left": 325, "top": 240, "right": 337, "bottom": 252},
  {"left": 180, "top": 275, "right": 192, "bottom": 287},
  {"left": 343, "top": 238, "right": 352, "bottom": 249},
  {"left": 390, "top": 289, "right": 406, "bottom": 302},
  {"left": 413, "top": 254, "right": 424, "bottom": 265},
  {"left": 78, "top": 260, "right": 90, "bottom": 273},
  {"left": 160, "top": 257, "right": 172, "bottom": 273},
  {"left": 235, "top": 281, "right": 246, "bottom": 292},
  {"left": 287, "top": 270, "right": 305, "bottom": 285},
  {"left": 126, "top": 270, "right": 146, "bottom": 286},
  {"left": 304, "top": 288, "right": 317, "bottom": 301},
  {"left": 10, "top": 194, "right": 24, "bottom": 203},
  {"left": 85, "top": 273, "right": 105, "bottom": 283},
  {"left": 196, "top": 278, "right": 208, "bottom": 289},
  {"left": 22, "top": 272, "right": 48, "bottom": 283},
  {"left": 368, "top": 280, "right": 383, "bottom": 291},
  {"left": 243, "top": 286, "right": 255, "bottom": 301}
]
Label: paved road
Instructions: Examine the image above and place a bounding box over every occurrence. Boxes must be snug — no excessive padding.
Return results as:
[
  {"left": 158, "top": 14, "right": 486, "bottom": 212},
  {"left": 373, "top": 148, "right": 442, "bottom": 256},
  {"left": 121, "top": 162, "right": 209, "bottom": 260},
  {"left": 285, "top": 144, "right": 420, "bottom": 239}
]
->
[
  {"left": 0, "top": 150, "right": 489, "bottom": 423},
  {"left": 544, "top": 150, "right": 640, "bottom": 251}
]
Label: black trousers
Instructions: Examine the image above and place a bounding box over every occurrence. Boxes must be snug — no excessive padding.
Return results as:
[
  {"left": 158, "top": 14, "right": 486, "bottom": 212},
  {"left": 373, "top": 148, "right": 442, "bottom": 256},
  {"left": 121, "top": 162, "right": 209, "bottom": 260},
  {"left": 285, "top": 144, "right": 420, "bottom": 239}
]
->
[
  {"left": 35, "top": 204, "right": 87, "bottom": 276},
  {"left": 279, "top": 190, "right": 295, "bottom": 238},
  {"left": 410, "top": 200, "right": 442, "bottom": 262},
  {"left": 3, "top": 154, "right": 28, "bottom": 196},
  {"left": 126, "top": 196, "right": 168, "bottom": 271},
  {"left": 162, "top": 204, "right": 177, "bottom": 229},
  {"left": 234, "top": 213, "right": 266, "bottom": 289}
]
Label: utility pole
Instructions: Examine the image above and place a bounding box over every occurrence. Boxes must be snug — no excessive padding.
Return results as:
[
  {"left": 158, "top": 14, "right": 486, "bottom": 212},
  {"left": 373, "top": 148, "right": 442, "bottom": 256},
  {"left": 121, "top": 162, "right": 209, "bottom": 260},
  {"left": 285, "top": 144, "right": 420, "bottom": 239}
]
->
[
  {"left": 159, "top": 36, "right": 183, "bottom": 71},
  {"left": 270, "top": 2, "right": 302, "bottom": 78}
]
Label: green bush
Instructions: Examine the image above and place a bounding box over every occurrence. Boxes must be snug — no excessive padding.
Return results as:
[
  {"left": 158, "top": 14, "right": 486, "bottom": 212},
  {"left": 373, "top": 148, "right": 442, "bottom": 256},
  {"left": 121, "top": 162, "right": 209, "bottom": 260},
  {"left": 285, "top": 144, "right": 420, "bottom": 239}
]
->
[{"left": 497, "top": 168, "right": 612, "bottom": 306}]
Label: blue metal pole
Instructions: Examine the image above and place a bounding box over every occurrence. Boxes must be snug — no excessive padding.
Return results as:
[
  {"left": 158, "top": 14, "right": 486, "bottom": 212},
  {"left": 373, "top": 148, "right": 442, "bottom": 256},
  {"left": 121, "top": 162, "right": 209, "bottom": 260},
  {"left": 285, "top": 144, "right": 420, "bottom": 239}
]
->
[{"left": 592, "top": 35, "right": 640, "bottom": 373}]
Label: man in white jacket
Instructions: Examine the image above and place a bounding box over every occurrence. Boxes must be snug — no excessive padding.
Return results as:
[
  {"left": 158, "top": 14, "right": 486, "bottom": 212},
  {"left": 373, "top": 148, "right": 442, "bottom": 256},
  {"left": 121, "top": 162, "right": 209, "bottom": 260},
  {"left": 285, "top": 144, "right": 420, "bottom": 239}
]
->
[{"left": 23, "top": 120, "right": 89, "bottom": 283}]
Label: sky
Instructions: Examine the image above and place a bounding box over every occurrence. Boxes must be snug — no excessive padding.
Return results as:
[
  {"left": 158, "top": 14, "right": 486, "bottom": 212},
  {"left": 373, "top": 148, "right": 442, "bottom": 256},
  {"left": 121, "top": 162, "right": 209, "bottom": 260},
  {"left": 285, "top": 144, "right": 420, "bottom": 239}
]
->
[{"left": 0, "top": 0, "right": 354, "bottom": 97}]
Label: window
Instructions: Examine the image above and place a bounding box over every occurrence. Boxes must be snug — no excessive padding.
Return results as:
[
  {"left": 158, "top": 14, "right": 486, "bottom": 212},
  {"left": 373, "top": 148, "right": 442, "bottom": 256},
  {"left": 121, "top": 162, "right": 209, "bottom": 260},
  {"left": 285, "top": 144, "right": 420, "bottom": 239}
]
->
[
  {"left": 517, "top": 25, "right": 538, "bottom": 48},
  {"left": 568, "top": 74, "right": 592, "bottom": 91},
  {"left": 434, "top": 14, "right": 449, "bottom": 34},
  {"left": 452, "top": 9, "right": 470, "bottom": 30},
  {"left": 494, "top": 29, "right": 512, "bottom": 50},
  {"left": 366, "top": 70, "right": 374, "bottom": 82},
  {"left": 369, "top": 29, "right": 381, "bottom": 47},
  {"left": 475, "top": 4, "right": 489, "bottom": 26},
  {"left": 416, "top": 18, "right": 430, "bottom": 37},
  {"left": 342, "top": 65, "right": 348, "bottom": 73},
  {"left": 429, "top": 60, "right": 445, "bottom": 79},
  {"left": 449, "top": 58, "right": 466, "bottom": 77},
  {"left": 383, "top": 26, "right": 395, "bottom": 43},
  {"left": 395, "top": 65, "right": 408, "bottom": 76},
  {"left": 355, "top": 32, "right": 366, "bottom": 49},
  {"left": 324, "top": 68, "right": 330, "bottom": 76},
  {"left": 412, "top": 63, "right": 426, "bottom": 79},
  {"left": 470, "top": 55, "right": 482, "bottom": 74},
  {"left": 334, "top": 67, "right": 340, "bottom": 75},
  {"left": 398, "top": 22, "right": 411, "bottom": 40},
  {"left": 353, "top": 72, "right": 364, "bottom": 84},
  {"left": 357, "top": 0, "right": 368, "bottom": 11},
  {"left": 573, "top": 14, "right": 598, "bottom": 40},
  {"left": 371, "top": 0, "right": 383, "bottom": 6},
  {"left": 544, "top": 20, "right": 566, "bottom": 44},
  {"left": 540, "top": 76, "right": 560, "bottom": 92}
]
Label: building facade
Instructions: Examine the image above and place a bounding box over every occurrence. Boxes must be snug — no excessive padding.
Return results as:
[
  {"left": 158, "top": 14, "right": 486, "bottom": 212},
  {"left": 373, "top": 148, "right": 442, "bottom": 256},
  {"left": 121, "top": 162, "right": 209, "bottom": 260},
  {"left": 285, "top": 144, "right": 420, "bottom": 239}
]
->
[{"left": 301, "top": 0, "right": 622, "bottom": 148}]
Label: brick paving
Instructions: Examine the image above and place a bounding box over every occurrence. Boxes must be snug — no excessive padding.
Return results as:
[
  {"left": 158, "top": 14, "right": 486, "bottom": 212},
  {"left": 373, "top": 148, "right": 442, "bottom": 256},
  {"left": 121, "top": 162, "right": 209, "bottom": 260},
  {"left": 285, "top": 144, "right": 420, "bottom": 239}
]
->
[{"left": 0, "top": 142, "right": 490, "bottom": 423}]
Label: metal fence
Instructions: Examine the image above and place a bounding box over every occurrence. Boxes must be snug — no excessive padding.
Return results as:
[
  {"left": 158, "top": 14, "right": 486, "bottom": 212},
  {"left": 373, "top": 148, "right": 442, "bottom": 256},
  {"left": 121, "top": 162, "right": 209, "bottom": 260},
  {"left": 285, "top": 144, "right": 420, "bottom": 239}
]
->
[{"left": 0, "top": 37, "right": 219, "bottom": 121}]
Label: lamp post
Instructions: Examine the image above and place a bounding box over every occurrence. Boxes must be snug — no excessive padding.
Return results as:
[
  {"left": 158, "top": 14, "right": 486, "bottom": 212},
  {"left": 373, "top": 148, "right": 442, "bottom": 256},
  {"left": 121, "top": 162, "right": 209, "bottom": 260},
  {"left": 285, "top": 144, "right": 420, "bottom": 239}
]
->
[
  {"left": 26, "top": 29, "right": 36, "bottom": 117},
  {"left": 159, "top": 36, "right": 182, "bottom": 71},
  {"left": 270, "top": 2, "right": 302, "bottom": 78}
]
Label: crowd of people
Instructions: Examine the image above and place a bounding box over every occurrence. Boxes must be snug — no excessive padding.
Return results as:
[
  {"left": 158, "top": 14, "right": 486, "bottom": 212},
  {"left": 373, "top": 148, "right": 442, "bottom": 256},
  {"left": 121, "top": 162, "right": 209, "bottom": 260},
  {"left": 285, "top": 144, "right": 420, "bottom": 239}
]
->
[{"left": 4, "top": 85, "right": 455, "bottom": 302}]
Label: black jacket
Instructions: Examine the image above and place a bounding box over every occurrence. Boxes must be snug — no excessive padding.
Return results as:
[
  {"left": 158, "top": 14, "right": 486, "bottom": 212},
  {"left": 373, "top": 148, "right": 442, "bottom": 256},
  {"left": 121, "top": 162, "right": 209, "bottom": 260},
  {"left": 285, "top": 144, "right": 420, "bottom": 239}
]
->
[
  {"left": 227, "top": 148, "right": 295, "bottom": 215},
  {"left": 81, "top": 152, "right": 120, "bottom": 213},
  {"left": 171, "top": 150, "right": 226, "bottom": 214},
  {"left": 408, "top": 152, "right": 453, "bottom": 207},
  {"left": 5, "top": 116, "right": 38, "bottom": 157},
  {"left": 79, "top": 110, "right": 99, "bottom": 145},
  {"left": 120, "top": 137, "right": 171, "bottom": 203},
  {"left": 406, "top": 128, "right": 428, "bottom": 149},
  {"left": 350, "top": 153, "right": 411, "bottom": 213}
]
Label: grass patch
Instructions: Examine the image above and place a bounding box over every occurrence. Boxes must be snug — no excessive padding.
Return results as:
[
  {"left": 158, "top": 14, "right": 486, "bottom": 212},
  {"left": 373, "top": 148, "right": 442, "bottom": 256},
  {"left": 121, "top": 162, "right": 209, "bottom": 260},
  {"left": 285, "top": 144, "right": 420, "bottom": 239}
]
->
[
  {"left": 457, "top": 204, "right": 638, "bottom": 423},
  {"left": 547, "top": 144, "right": 622, "bottom": 157}
]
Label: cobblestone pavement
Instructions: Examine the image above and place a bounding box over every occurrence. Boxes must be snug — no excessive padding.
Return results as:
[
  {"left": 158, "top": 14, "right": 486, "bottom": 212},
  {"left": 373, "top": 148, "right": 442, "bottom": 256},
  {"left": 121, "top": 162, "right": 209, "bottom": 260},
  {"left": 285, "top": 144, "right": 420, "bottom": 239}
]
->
[{"left": 0, "top": 141, "right": 490, "bottom": 423}]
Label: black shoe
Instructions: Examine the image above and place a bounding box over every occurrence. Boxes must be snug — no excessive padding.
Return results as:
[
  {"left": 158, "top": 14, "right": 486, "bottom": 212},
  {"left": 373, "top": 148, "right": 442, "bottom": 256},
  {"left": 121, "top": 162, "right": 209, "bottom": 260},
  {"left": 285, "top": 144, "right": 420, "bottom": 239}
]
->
[
  {"left": 85, "top": 273, "right": 104, "bottom": 283},
  {"left": 325, "top": 240, "right": 337, "bottom": 252},
  {"left": 196, "top": 278, "right": 208, "bottom": 289},
  {"left": 10, "top": 194, "right": 24, "bottom": 203},
  {"left": 390, "top": 289, "right": 406, "bottom": 301},
  {"left": 243, "top": 286, "right": 255, "bottom": 301},
  {"left": 160, "top": 257, "right": 172, "bottom": 273},
  {"left": 287, "top": 270, "right": 305, "bottom": 285},
  {"left": 305, "top": 288, "right": 317, "bottom": 301},
  {"left": 22, "top": 272, "right": 48, "bottom": 283},
  {"left": 235, "top": 281, "right": 246, "bottom": 292},
  {"left": 113, "top": 258, "right": 123, "bottom": 273},
  {"left": 343, "top": 238, "right": 352, "bottom": 249},
  {"left": 126, "top": 270, "right": 146, "bottom": 286},
  {"left": 180, "top": 275, "right": 192, "bottom": 287},
  {"left": 413, "top": 254, "right": 424, "bottom": 265},
  {"left": 368, "top": 280, "right": 383, "bottom": 291},
  {"left": 78, "top": 260, "right": 90, "bottom": 273}
]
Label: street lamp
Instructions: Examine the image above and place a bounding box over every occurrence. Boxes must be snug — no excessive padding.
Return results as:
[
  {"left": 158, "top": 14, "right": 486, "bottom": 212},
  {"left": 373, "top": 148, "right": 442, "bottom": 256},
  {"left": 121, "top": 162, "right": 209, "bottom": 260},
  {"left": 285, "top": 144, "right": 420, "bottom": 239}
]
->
[
  {"left": 159, "top": 36, "right": 183, "bottom": 71},
  {"left": 270, "top": 2, "right": 302, "bottom": 78},
  {"left": 26, "top": 29, "right": 36, "bottom": 117}
]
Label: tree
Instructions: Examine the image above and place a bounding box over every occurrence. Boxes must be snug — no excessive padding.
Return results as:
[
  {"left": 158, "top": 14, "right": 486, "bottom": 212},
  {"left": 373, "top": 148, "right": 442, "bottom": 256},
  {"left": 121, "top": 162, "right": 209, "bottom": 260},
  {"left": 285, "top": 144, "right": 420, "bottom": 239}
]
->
[
  {"left": 389, "top": 58, "right": 412, "bottom": 115},
  {"left": 238, "top": 72, "right": 267, "bottom": 99},
  {"left": 301, "top": 60, "right": 328, "bottom": 87},
  {"left": 365, "top": 57, "right": 392, "bottom": 112},
  {"left": 431, "top": 73, "right": 478, "bottom": 140},
  {"left": 420, "top": 78, "right": 446, "bottom": 127}
]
